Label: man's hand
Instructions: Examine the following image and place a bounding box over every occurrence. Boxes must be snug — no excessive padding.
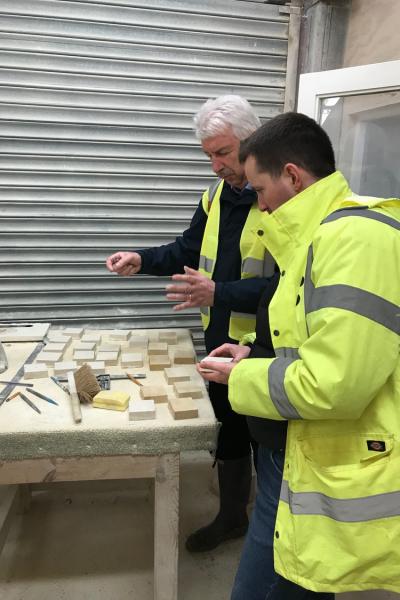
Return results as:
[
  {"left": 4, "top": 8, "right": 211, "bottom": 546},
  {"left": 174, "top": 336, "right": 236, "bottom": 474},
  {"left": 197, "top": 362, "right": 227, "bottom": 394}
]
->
[
  {"left": 196, "top": 343, "right": 251, "bottom": 385},
  {"left": 165, "top": 266, "right": 215, "bottom": 312},
  {"left": 106, "top": 251, "right": 142, "bottom": 276},
  {"left": 196, "top": 360, "right": 236, "bottom": 385},
  {"left": 207, "top": 343, "right": 251, "bottom": 362}
]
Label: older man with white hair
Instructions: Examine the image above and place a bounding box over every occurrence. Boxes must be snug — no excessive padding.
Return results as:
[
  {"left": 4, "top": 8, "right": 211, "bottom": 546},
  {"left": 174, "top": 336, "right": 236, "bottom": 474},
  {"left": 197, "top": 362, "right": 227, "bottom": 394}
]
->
[{"left": 106, "top": 95, "right": 278, "bottom": 554}]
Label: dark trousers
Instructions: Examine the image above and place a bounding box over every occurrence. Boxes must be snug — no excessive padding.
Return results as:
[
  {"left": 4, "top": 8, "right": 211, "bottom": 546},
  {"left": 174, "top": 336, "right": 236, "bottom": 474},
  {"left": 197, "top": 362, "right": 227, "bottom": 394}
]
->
[
  {"left": 266, "top": 577, "right": 334, "bottom": 600},
  {"left": 209, "top": 381, "right": 257, "bottom": 461},
  {"left": 231, "top": 446, "right": 334, "bottom": 600}
]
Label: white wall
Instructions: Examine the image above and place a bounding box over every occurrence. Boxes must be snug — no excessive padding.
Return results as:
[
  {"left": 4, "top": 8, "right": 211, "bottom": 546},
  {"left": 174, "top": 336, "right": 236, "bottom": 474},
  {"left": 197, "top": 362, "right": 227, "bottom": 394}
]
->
[{"left": 343, "top": 0, "right": 400, "bottom": 66}]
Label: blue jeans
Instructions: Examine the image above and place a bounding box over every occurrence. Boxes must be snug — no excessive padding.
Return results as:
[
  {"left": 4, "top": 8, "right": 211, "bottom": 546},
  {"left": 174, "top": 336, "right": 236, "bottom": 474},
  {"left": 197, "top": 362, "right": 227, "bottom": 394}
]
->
[
  {"left": 231, "top": 446, "right": 284, "bottom": 600},
  {"left": 231, "top": 446, "right": 335, "bottom": 600},
  {"left": 266, "top": 577, "right": 334, "bottom": 599}
]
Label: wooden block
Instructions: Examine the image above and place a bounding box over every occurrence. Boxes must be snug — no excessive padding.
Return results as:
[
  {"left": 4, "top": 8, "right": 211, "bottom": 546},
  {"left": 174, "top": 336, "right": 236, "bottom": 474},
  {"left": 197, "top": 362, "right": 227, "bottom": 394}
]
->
[
  {"left": 54, "top": 361, "right": 77, "bottom": 375},
  {"left": 24, "top": 363, "right": 48, "bottom": 379},
  {"left": 149, "top": 354, "right": 171, "bottom": 371},
  {"left": 81, "top": 333, "right": 102, "bottom": 343},
  {"left": 174, "top": 381, "right": 203, "bottom": 399},
  {"left": 129, "top": 335, "right": 149, "bottom": 349},
  {"left": 164, "top": 367, "right": 191, "bottom": 385},
  {"left": 36, "top": 351, "right": 63, "bottom": 365},
  {"left": 110, "top": 329, "right": 131, "bottom": 341},
  {"left": 63, "top": 327, "right": 83, "bottom": 339},
  {"left": 86, "top": 361, "right": 106, "bottom": 375},
  {"left": 159, "top": 331, "right": 178, "bottom": 344},
  {"left": 45, "top": 342, "right": 67, "bottom": 353},
  {"left": 121, "top": 352, "right": 143, "bottom": 368},
  {"left": 67, "top": 371, "right": 82, "bottom": 423},
  {"left": 173, "top": 349, "right": 195, "bottom": 364},
  {"left": 168, "top": 396, "right": 198, "bottom": 420},
  {"left": 96, "top": 351, "right": 119, "bottom": 366},
  {"left": 148, "top": 342, "right": 168, "bottom": 356},
  {"left": 97, "top": 344, "right": 120, "bottom": 353},
  {"left": 73, "top": 341, "right": 97, "bottom": 351},
  {"left": 47, "top": 333, "right": 71, "bottom": 345},
  {"left": 140, "top": 384, "right": 168, "bottom": 403},
  {"left": 129, "top": 399, "right": 156, "bottom": 421},
  {"left": 73, "top": 350, "right": 95, "bottom": 364}
]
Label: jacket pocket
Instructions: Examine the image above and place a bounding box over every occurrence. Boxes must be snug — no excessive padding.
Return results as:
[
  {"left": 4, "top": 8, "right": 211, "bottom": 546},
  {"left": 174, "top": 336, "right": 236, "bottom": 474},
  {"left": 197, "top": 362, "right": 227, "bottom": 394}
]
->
[{"left": 290, "top": 432, "right": 395, "bottom": 497}]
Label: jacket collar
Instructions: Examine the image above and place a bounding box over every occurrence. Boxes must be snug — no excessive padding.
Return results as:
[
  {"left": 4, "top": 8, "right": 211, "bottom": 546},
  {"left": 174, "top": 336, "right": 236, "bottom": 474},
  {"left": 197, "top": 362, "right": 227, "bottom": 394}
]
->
[{"left": 255, "top": 171, "right": 352, "bottom": 267}]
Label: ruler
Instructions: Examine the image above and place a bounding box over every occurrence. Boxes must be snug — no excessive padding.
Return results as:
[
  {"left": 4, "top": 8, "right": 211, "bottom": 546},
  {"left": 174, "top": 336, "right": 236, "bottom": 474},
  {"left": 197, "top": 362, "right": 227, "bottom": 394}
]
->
[{"left": 0, "top": 342, "right": 45, "bottom": 406}]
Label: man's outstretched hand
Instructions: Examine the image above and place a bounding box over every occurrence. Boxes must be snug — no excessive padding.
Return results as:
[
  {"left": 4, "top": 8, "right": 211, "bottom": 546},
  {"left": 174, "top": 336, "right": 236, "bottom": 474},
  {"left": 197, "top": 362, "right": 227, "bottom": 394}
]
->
[
  {"left": 166, "top": 266, "right": 215, "bottom": 311},
  {"left": 106, "top": 251, "right": 142, "bottom": 276}
]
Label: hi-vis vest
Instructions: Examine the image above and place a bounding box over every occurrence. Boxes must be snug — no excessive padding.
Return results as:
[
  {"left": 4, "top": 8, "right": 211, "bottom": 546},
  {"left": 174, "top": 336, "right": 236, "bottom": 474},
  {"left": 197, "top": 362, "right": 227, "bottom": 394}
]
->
[
  {"left": 228, "top": 171, "right": 400, "bottom": 594},
  {"left": 198, "top": 178, "right": 275, "bottom": 341}
]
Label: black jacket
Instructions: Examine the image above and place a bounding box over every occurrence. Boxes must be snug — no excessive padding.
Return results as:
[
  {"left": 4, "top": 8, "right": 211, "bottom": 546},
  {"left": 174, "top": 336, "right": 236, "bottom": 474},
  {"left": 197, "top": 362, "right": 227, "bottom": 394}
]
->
[{"left": 137, "top": 181, "right": 272, "bottom": 353}]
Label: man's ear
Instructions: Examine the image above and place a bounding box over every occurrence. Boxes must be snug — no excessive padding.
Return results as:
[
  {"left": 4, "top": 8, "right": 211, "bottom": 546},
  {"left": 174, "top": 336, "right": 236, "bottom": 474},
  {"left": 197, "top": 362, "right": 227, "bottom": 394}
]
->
[{"left": 283, "top": 163, "right": 304, "bottom": 193}]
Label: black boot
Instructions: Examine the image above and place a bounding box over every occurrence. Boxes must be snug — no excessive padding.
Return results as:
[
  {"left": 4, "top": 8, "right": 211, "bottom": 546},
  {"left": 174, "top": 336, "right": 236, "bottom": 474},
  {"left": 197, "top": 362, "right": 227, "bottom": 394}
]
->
[{"left": 185, "top": 455, "right": 252, "bottom": 552}]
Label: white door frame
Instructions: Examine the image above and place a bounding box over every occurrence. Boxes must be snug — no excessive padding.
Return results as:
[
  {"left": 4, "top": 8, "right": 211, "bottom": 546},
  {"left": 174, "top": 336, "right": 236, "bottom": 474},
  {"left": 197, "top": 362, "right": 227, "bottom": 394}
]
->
[{"left": 297, "top": 59, "right": 400, "bottom": 118}]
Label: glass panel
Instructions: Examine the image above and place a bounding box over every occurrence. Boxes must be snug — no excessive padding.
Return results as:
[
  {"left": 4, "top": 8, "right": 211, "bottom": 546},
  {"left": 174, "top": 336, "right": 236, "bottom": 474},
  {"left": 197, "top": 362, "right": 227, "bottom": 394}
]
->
[{"left": 319, "top": 91, "right": 400, "bottom": 197}]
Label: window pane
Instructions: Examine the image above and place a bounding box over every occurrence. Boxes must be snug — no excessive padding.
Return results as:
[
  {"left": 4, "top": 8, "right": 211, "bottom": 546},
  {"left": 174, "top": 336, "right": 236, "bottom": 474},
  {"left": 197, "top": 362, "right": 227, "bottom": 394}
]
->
[{"left": 319, "top": 91, "right": 400, "bottom": 197}]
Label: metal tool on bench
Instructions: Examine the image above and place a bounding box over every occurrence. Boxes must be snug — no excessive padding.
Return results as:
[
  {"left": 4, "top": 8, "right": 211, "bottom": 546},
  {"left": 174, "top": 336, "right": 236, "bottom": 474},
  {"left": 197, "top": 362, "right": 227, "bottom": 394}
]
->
[{"left": 0, "top": 342, "right": 45, "bottom": 406}]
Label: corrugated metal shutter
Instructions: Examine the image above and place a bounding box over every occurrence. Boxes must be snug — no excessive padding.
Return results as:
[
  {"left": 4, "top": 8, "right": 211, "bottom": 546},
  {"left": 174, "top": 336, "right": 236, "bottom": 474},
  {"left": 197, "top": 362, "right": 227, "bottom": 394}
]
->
[{"left": 0, "top": 0, "right": 289, "bottom": 351}]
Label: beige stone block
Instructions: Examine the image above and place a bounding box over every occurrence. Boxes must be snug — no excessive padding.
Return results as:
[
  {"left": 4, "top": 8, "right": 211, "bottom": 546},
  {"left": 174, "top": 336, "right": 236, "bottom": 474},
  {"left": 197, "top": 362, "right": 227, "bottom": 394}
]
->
[
  {"left": 86, "top": 361, "right": 106, "bottom": 375},
  {"left": 148, "top": 342, "right": 168, "bottom": 356},
  {"left": 45, "top": 342, "right": 67, "bottom": 353},
  {"left": 24, "top": 363, "right": 48, "bottom": 379},
  {"left": 96, "top": 351, "right": 119, "bottom": 366},
  {"left": 47, "top": 334, "right": 71, "bottom": 345},
  {"left": 54, "top": 361, "right": 78, "bottom": 376},
  {"left": 97, "top": 344, "right": 120, "bottom": 353},
  {"left": 63, "top": 327, "right": 83, "bottom": 339},
  {"left": 129, "top": 399, "right": 156, "bottom": 421},
  {"left": 140, "top": 384, "right": 168, "bottom": 403},
  {"left": 73, "top": 350, "right": 96, "bottom": 364},
  {"left": 81, "top": 333, "right": 102, "bottom": 343},
  {"left": 149, "top": 355, "right": 171, "bottom": 371},
  {"left": 168, "top": 396, "right": 198, "bottom": 420},
  {"left": 173, "top": 349, "right": 195, "bottom": 364},
  {"left": 173, "top": 381, "right": 203, "bottom": 399},
  {"left": 36, "top": 351, "right": 63, "bottom": 365},
  {"left": 121, "top": 352, "right": 143, "bottom": 368},
  {"left": 73, "top": 341, "right": 97, "bottom": 351},
  {"left": 164, "top": 367, "right": 192, "bottom": 385},
  {"left": 110, "top": 329, "right": 131, "bottom": 341}
]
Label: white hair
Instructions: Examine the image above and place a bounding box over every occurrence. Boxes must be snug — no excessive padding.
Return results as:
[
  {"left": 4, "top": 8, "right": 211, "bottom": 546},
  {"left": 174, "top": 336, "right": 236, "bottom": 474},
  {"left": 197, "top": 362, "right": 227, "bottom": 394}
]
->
[{"left": 193, "top": 95, "right": 261, "bottom": 141}]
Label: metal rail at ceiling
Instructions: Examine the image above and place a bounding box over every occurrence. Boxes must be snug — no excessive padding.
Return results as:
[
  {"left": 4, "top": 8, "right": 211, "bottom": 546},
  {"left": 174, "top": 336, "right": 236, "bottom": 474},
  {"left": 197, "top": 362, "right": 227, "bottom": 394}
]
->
[{"left": 0, "top": 0, "right": 290, "bottom": 352}]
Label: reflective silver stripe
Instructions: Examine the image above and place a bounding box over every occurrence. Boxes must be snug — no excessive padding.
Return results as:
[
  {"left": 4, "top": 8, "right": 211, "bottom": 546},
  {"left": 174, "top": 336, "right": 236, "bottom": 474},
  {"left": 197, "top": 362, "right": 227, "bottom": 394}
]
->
[
  {"left": 231, "top": 311, "right": 256, "bottom": 320},
  {"left": 242, "top": 253, "right": 276, "bottom": 278},
  {"left": 275, "top": 347, "right": 300, "bottom": 359},
  {"left": 199, "top": 255, "right": 214, "bottom": 272},
  {"left": 303, "top": 244, "right": 314, "bottom": 337},
  {"left": 280, "top": 479, "right": 400, "bottom": 522},
  {"left": 208, "top": 178, "right": 222, "bottom": 205},
  {"left": 268, "top": 357, "right": 302, "bottom": 419},
  {"left": 263, "top": 252, "right": 276, "bottom": 277},
  {"left": 241, "top": 257, "right": 263, "bottom": 277},
  {"left": 200, "top": 306, "right": 208, "bottom": 316},
  {"left": 307, "top": 284, "right": 400, "bottom": 335},
  {"left": 323, "top": 207, "right": 400, "bottom": 230}
]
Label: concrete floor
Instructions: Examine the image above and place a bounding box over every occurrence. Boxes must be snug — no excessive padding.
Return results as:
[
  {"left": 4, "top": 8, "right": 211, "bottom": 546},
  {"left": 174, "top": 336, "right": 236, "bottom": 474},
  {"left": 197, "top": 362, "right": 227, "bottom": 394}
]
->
[{"left": 0, "top": 451, "right": 398, "bottom": 600}]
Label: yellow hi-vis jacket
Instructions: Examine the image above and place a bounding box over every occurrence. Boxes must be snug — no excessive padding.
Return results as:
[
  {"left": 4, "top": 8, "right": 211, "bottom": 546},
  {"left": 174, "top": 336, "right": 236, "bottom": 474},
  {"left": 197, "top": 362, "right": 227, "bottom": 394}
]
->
[
  {"left": 229, "top": 171, "right": 400, "bottom": 593},
  {"left": 198, "top": 178, "right": 275, "bottom": 341}
]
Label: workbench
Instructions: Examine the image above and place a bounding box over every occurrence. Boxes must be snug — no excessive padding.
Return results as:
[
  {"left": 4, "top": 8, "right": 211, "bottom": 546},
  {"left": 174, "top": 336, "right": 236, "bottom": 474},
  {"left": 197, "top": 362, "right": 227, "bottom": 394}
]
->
[{"left": 0, "top": 328, "right": 218, "bottom": 600}]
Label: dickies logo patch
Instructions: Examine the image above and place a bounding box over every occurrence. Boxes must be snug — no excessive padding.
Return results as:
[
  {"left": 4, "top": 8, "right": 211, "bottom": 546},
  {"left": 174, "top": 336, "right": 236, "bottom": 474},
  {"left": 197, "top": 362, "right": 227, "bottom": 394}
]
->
[{"left": 367, "top": 440, "right": 386, "bottom": 452}]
